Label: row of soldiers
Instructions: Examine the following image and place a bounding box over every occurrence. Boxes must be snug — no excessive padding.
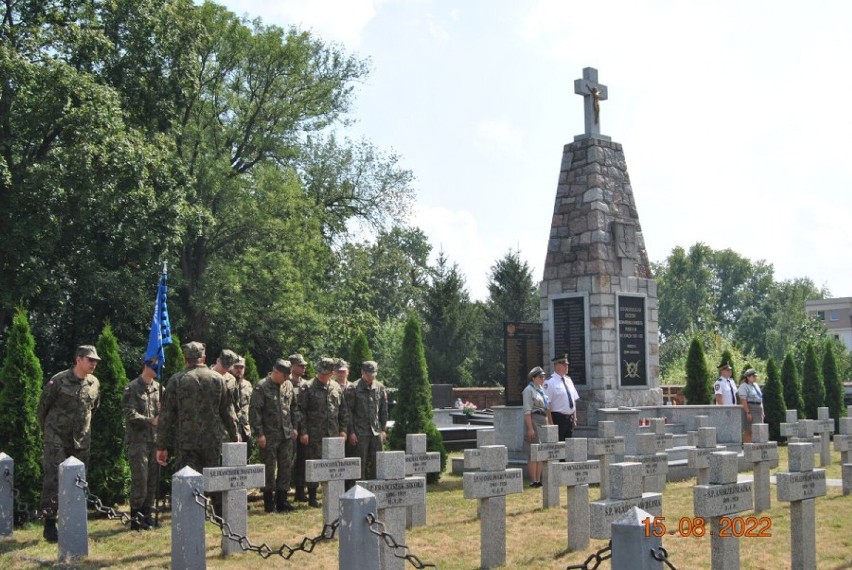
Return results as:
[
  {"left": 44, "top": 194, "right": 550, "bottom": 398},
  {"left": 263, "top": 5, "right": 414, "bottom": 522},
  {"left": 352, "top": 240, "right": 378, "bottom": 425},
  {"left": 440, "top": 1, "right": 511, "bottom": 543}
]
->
[{"left": 35, "top": 341, "right": 388, "bottom": 541}]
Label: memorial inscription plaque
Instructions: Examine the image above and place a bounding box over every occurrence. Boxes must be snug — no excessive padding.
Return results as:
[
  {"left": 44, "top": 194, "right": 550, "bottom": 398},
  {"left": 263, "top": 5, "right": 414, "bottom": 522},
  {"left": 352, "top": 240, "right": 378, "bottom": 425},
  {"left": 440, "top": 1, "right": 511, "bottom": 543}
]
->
[
  {"left": 551, "top": 296, "right": 587, "bottom": 385},
  {"left": 617, "top": 295, "right": 647, "bottom": 386},
  {"left": 503, "top": 322, "right": 543, "bottom": 406}
]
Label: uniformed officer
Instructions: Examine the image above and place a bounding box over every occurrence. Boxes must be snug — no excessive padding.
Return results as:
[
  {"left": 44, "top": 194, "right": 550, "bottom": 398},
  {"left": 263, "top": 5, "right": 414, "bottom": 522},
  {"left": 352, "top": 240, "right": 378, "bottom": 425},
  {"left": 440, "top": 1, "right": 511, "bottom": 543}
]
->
[
  {"left": 37, "top": 345, "right": 101, "bottom": 542},
  {"left": 250, "top": 359, "right": 300, "bottom": 512},
  {"left": 211, "top": 349, "right": 240, "bottom": 428},
  {"left": 123, "top": 357, "right": 160, "bottom": 530},
  {"left": 542, "top": 354, "right": 580, "bottom": 440},
  {"left": 288, "top": 352, "right": 309, "bottom": 502},
  {"left": 345, "top": 361, "right": 388, "bottom": 481},
  {"left": 334, "top": 359, "right": 351, "bottom": 389},
  {"left": 231, "top": 356, "right": 253, "bottom": 458},
  {"left": 714, "top": 362, "right": 738, "bottom": 406},
  {"left": 297, "top": 357, "right": 350, "bottom": 508},
  {"left": 156, "top": 342, "right": 239, "bottom": 514}
]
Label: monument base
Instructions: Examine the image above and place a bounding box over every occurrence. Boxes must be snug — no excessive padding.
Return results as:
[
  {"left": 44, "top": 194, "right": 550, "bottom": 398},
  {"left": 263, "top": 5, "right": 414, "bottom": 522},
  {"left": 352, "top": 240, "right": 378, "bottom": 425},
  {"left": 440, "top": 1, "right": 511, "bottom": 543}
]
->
[
  {"left": 493, "top": 406, "right": 525, "bottom": 462},
  {"left": 580, "top": 388, "right": 663, "bottom": 428}
]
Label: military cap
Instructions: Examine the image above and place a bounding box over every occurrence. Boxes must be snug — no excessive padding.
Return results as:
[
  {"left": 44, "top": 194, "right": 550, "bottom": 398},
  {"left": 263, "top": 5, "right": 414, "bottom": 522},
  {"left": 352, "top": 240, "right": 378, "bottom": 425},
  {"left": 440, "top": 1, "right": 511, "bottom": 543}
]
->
[
  {"left": 183, "top": 341, "right": 206, "bottom": 359},
  {"left": 743, "top": 368, "right": 757, "bottom": 377},
  {"left": 717, "top": 361, "right": 732, "bottom": 371},
  {"left": 219, "top": 349, "right": 239, "bottom": 368},
  {"left": 288, "top": 353, "right": 307, "bottom": 366},
  {"left": 528, "top": 366, "right": 545, "bottom": 379},
  {"left": 75, "top": 345, "right": 101, "bottom": 360},
  {"left": 318, "top": 357, "right": 337, "bottom": 374},
  {"left": 362, "top": 361, "right": 378, "bottom": 375},
  {"left": 335, "top": 359, "right": 349, "bottom": 372},
  {"left": 551, "top": 354, "right": 569, "bottom": 365},
  {"left": 233, "top": 356, "right": 246, "bottom": 367},
  {"left": 273, "top": 359, "right": 291, "bottom": 373}
]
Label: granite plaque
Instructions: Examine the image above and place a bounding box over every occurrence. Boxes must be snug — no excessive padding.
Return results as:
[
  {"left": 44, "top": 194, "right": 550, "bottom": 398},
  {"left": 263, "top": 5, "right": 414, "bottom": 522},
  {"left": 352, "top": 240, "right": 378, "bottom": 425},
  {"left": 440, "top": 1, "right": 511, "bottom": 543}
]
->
[
  {"left": 618, "top": 295, "right": 647, "bottom": 386},
  {"left": 551, "top": 296, "right": 587, "bottom": 385},
  {"left": 503, "top": 322, "right": 543, "bottom": 405}
]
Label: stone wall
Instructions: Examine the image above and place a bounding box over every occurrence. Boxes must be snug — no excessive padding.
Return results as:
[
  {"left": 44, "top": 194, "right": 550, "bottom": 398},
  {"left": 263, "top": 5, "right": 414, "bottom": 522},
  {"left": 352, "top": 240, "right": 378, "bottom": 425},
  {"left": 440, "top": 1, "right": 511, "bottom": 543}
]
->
[{"left": 451, "top": 387, "right": 505, "bottom": 411}]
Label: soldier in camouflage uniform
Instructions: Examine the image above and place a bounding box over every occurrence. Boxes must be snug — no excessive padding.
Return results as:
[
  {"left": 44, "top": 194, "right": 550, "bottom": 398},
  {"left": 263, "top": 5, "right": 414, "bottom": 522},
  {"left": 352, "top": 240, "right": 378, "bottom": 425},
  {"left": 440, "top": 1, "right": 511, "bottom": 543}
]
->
[
  {"left": 288, "top": 353, "right": 309, "bottom": 502},
  {"left": 297, "top": 357, "right": 350, "bottom": 507},
  {"left": 250, "top": 359, "right": 300, "bottom": 512},
  {"left": 345, "top": 361, "right": 388, "bottom": 481},
  {"left": 156, "top": 342, "right": 239, "bottom": 513},
  {"left": 37, "top": 345, "right": 101, "bottom": 542},
  {"left": 211, "top": 349, "right": 240, "bottom": 428},
  {"left": 122, "top": 358, "right": 160, "bottom": 530},
  {"left": 334, "top": 359, "right": 351, "bottom": 389},
  {"left": 231, "top": 356, "right": 253, "bottom": 460}
]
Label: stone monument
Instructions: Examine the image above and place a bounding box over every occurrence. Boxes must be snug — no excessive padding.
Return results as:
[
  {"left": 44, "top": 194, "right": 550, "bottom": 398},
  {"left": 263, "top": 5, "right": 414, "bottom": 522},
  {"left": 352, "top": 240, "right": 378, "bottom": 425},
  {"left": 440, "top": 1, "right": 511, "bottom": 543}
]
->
[{"left": 540, "top": 67, "right": 661, "bottom": 428}]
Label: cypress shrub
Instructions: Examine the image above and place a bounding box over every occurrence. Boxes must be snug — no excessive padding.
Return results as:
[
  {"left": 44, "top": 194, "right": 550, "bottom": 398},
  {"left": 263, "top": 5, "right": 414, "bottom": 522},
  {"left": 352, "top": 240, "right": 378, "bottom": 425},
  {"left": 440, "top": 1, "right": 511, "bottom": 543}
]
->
[
  {"left": 683, "top": 336, "right": 712, "bottom": 405},
  {"left": 720, "top": 348, "right": 736, "bottom": 381},
  {"left": 781, "top": 353, "right": 805, "bottom": 416},
  {"left": 243, "top": 351, "right": 261, "bottom": 385},
  {"left": 762, "top": 358, "right": 786, "bottom": 442},
  {"left": 160, "top": 333, "right": 184, "bottom": 385},
  {"left": 821, "top": 340, "right": 845, "bottom": 431},
  {"left": 347, "top": 330, "right": 374, "bottom": 383},
  {"left": 801, "top": 343, "right": 825, "bottom": 419},
  {"left": 0, "top": 308, "right": 43, "bottom": 522},
  {"left": 388, "top": 315, "right": 446, "bottom": 482},
  {"left": 88, "top": 323, "right": 130, "bottom": 506}
]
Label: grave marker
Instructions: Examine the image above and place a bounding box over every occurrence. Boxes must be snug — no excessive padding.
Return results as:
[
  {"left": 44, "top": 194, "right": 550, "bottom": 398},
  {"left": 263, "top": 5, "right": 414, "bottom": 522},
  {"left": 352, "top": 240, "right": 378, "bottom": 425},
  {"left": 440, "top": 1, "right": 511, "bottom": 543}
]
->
[
  {"left": 0, "top": 453, "right": 12, "bottom": 537},
  {"left": 548, "top": 438, "right": 600, "bottom": 551},
  {"left": 625, "top": 433, "right": 667, "bottom": 492},
  {"left": 463, "top": 445, "right": 523, "bottom": 569},
  {"left": 404, "top": 433, "right": 440, "bottom": 527},
  {"left": 462, "top": 429, "right": 496, "bottom": 470},
  {"left": 58, "top": 456, "right": 88, "bottom": 562},
  {"left": 742, "top": 424, "right": 777, "bottom": 513},
  {"left": 172, "top": 467, "right": 206, "bottom": 570},
  {"left": 777, "top": 443, "right": 826, "bottom": 570},
  {"left": 836, "top": 406, "right": 852, "bottom": 495},
  {"left": 530, "top": 425, "right": 566, "bottom": 508},
  {"left": 814, "top": 407, "right": 834, "bottom": 467},
  {"left": 589, "top": 462, "right": 662, "bottom": 539},
  {"left": 306, "top": 437, "right": 362, "bottom": 527},
  {"left": 687, "top": 426, "right": 724, "bottom": 485},
  {"left": 693, "top": 452, "right": 753, "bottom": 570},
  {"left": 587, "top": 420, "right": 625, "bottom": 500},
  {"left": 203, "top": 443, "right": 265, "bottom": 556},
  {"left": 648, "top": 418, "right": 671, "bottom": 452}
]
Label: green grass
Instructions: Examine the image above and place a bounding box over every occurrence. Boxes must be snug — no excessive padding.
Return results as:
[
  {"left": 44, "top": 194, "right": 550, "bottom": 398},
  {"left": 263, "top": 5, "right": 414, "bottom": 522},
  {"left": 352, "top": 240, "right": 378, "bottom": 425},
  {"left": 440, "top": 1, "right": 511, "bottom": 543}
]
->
[{"left": 1, "top": 447, "right": 850, "bottom": 569}]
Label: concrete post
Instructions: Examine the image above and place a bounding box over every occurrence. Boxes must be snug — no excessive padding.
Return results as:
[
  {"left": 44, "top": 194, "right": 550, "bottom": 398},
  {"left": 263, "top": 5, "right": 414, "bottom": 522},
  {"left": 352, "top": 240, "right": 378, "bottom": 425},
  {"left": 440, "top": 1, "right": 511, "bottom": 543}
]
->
[
  {"left": 339, "top": 485, "right": 380, "bottom": 570},
  {"left": 611, "top": 506, "right": 662, "bottom": 570},
  {"left": 58, "top": 456, "right": 88, "bottom": 562},
  {"left": 0, "top": 453, "right": 13, "bottom": 537},
  {"left": 172, "top": 466, "right": 206, "bottom": 570}
]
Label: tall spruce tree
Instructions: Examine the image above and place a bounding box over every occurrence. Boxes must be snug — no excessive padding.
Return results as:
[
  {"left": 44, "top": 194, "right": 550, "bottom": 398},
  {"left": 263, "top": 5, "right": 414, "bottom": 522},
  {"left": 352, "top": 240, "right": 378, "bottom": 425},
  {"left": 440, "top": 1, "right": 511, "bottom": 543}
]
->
[
  {"left": 388, "top": 314, "right": 446, "bottom": 482},
  {"left": 801, "top": 343, "right": 825, "bottom": 419},
  {"left": 0, "top": 308, "right": 44, "bottom": 519},
  {"left": 347, "top": 330, "right": 374, "bottom": 383},
  {"left": 762, "top": 358, "right": 786, "bottom": 441},
  {"left": 781, "top": 353, "right": 805, "bottom": 415},
  {"left": 89, "top": 323, "right": 130, "bottom": 506},
  {"left": 821, "top": 340, "right": 845, "bottom": 431},
  {"left": 684, "top": 336, "right": 712, "bottom": 405}
]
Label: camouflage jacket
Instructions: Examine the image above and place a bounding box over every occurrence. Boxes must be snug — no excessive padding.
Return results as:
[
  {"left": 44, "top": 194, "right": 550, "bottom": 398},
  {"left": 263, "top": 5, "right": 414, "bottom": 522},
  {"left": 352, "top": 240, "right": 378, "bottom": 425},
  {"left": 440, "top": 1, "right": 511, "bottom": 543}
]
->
[
  {"left": 345, "top": 379, "right": 388, "bottom": 437},
  {"left": 296, "top": 378, "right": 350, "bottom": 441},
  {"left": 249, "top": 375, "right": 299, "bottom": 442},
  {"left": 156, "top": 365, "right": 238, "bottom": 451},
  {"left": 236, "top": 378, "right": 253, "bottom": 439},
  {"left": 38, "top": 369, "right": 100, "bottom": 449},
  {"left": 122, "top": 376, "right": 160, "bottom": 445}
]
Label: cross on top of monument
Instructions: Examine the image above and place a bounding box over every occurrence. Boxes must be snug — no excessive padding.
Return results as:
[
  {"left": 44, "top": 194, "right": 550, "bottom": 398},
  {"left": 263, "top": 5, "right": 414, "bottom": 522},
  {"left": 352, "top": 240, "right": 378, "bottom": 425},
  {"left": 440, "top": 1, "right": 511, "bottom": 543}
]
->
[{"left": 574, "top": 67, "right": 610, "bottom": 142}]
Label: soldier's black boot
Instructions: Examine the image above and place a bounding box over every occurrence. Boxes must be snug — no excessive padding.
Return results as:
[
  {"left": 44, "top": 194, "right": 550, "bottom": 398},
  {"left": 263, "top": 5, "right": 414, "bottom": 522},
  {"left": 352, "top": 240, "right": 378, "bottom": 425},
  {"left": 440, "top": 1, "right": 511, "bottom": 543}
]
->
[
  {"left": 263, "top": 490, "right": 275, "bottom": 513},
  {"left": 294, "top": 487, "right": 307, "bottom": 502},
  {"left": 141, "top": 507, "right": 155, "bottom": 530},
  {"left": 276, "top": 491, "right": 294, "bottom": 512},
  {"left": 43, "top": 518, "right": 58, "bottom": 543},
  {"left": 130, "top": 508, "right": 142, "bottom": 530},
  {"left": 308, "top": 487, "right": 320, "bottom": 508}
]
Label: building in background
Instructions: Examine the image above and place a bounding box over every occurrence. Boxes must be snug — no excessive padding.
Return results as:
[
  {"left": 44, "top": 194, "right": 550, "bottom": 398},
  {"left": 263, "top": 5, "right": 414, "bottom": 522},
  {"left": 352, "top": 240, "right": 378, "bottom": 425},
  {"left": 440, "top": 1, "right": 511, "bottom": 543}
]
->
[{"left": 806, "top": 297, "right": 852, "bottom": 351}]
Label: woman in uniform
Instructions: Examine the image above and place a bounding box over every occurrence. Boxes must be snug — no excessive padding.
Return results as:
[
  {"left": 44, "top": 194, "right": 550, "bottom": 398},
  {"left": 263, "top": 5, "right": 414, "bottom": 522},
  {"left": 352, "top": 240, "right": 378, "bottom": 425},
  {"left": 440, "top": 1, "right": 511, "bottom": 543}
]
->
[
  {"left": 738, "top": 368, "right": 764, "bottom": 444},
  {"left": 522, "top": 366, "right": 552, "bottom": 487}
]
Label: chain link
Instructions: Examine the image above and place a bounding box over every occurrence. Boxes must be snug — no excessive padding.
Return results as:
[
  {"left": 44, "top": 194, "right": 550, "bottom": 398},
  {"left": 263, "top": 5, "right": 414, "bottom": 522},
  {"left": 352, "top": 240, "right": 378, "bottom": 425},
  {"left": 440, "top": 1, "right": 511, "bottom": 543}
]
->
[
  {"left": 650, "top": 546, "right": 677, "bottom": 569},
  {"left": 365, "top": 512, "right": 436, "bottom": 569},
  {"left": 192, "top": 489, "right": 337, "bottom": 559},
  {"left": 4, "top": 467, "right": 44, "bottom": 524},
  {"left": 565, "top": 540, "right": 612, "bottom": 570},
  {"left": 74, "top": 475, "right": 147, "bottom": 529}
]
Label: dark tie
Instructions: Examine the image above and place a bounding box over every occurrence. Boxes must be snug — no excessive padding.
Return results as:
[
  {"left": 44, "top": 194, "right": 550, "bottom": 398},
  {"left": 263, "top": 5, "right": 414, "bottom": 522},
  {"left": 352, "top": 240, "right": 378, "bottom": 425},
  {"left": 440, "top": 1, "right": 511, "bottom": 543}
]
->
[
  {"left": 729, "top": 382, "right": 735, "bottom": 404},
  {"left": 561, "top": 376, "right": 574, "bottom": 411}
]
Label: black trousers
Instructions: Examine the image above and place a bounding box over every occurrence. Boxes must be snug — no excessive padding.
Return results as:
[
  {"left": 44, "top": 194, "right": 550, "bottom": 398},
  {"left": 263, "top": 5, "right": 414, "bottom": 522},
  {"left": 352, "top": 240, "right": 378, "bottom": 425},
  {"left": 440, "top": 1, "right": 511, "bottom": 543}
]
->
[{"left": 551, "top": 411, "right": 574, "bottom": 441}]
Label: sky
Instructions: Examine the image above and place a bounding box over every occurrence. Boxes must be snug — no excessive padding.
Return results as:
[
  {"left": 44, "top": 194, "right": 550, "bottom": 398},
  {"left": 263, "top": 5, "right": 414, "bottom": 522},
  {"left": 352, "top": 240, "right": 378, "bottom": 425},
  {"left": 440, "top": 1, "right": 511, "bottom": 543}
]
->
[{"left": 218, "top": 0, "right": 852, "bottom": 300}]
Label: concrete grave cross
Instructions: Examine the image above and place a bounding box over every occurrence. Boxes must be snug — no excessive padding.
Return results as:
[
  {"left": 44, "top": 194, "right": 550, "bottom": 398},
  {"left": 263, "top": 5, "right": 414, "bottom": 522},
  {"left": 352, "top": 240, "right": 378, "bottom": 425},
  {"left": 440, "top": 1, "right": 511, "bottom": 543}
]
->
[
  {"left": 687, "top": 426, "right": 725, "bottom": 486},
  {"left": 742, "top": 424, "right": 778, "bottom": 513},
  {"left": 404, "top": 433, "right": 440, "bottom": 527},
  {"left": 548, "top": 438, "right": 600, "bottom": 551},
  {"left": 530, "top": 424, "right": 566, "bottom": 508},
  {"left": 693, "top": 451, "right": 754, "bottom": 570},
  {"left": 625, "top": 433, "right": 668, "bottom": 493},
  {"left": 203, "top": 443, "right": 265, "bottom": 556},
  {"left": 815, "top": 407, "right": 834, "bottom": 467},
  {"left": 836, "top": 406, "right": 852, "bottom": 495},
  {"left": 649, "top": 418, "right": 671, "bottom": 452},
  {"left": 573, "top": 67, "right": 609, "bottom": 140},
  {"left": 463, "top": 429, "right": 496, "bottom": 470},
  {"left": 587, "top": 420, "right": 625, "bottom": 500},
  {"left": 777, "top": 443, "right": 827, "bottom": 569},
  {"left": 463, "top": 445, "right": 523, "bottom": 569},
  {"left": 306, "top": 437, "right": 362, "bottom": 527},
  {"left": 687, "top": 415, "right": 711, "bottom": 447},
  {"left": 357, "top": 451, "right": 426, "bottom": 570},
  {"left": 589, "top": 462, "right": 662, "bottom": 540}
]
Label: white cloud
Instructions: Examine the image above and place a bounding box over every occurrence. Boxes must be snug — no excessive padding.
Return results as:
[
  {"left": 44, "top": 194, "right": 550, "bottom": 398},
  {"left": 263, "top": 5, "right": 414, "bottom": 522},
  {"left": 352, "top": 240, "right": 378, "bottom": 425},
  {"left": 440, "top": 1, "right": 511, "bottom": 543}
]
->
[{"left": 475, "top": 119, "right": 524, "bottom": 155}]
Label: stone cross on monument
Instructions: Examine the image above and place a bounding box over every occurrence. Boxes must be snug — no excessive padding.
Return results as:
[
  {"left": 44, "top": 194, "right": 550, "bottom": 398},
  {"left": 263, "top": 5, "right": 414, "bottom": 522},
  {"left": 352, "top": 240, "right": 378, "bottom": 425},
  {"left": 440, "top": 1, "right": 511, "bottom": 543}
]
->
[{"left": 573, "top": 67, "right": 610, "bottom": 141}]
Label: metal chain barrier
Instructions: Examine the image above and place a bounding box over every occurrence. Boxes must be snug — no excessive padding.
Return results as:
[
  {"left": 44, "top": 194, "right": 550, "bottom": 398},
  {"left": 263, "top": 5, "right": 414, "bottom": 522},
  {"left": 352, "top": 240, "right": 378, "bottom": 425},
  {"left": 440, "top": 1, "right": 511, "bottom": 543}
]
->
[
  {"left": 565, "top": 540, "right": 612, "bottom": 570},
  {"left": 74, "top": 475, "right": 147, "bottom": 529},
  {"left": 192, "top": 489, "right": 338, "bottom": 559},
  {"left": 651, "top": 545, "right": 677, "bottom": 569},
  {"left": 365, "top": 512, "right": 436, "bottom": 569},
  {"left": 4, "top": 467, "right": 44, "bottom": 524}
]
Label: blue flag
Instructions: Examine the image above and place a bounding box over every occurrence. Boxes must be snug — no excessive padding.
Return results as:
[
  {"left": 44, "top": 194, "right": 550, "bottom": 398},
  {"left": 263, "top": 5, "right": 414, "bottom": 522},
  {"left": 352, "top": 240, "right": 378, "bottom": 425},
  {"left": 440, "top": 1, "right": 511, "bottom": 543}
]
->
[{"left": 144, "top": 263, "right": 172, "bottom": 376}]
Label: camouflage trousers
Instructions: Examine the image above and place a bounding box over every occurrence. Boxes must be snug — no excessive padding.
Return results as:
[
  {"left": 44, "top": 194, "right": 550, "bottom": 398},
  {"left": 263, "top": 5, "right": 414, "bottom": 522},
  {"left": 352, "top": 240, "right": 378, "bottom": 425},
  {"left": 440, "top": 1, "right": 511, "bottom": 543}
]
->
[
  {"left": 291, "top": 439, "right": 307, "bottom": 490},
  {"left": 260, "top": 436, "right": 294, "bottom": 493},
  {"left": 175, "top": 446, "right": 222, "bottom": 514},
  {"left": 41, "top": 443, "right": 90, "bottom": 516},
  {"left": 128, "top": 441, "right": 158, "bottom": 509},
  {"left": 353, "top": 434, "right": 383, "bottom": 481}
]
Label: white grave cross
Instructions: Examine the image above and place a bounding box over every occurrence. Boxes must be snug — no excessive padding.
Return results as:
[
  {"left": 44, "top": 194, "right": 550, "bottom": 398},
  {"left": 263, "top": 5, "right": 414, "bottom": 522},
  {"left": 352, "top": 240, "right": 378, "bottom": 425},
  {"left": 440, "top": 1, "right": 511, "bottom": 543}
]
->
[
  {"left": 777, "top": 442, "right": 827, "bottom": 569},
  {"left": 306, "top": 437, "right": 362, "bottom": 526},
  {"left": 625, "top": 433, "right": 668, "bottom": 492},
  {"left": 589, "top": 462, "right": 662, "bottom": 539},
  {"left": 548, "top": 438, "right": 600, "bottom": 551},
  {"left": 587, "top": 420, "right": 625, "bottom": 500},
  {"left": 742, "top": 424, "right": 777, "bottom": 513},
  {"left": 530, "top": 424, "right": 566, "bottom": 508},
  {"left": 404, "top": 433, "right": 440, "bottom": 527}
]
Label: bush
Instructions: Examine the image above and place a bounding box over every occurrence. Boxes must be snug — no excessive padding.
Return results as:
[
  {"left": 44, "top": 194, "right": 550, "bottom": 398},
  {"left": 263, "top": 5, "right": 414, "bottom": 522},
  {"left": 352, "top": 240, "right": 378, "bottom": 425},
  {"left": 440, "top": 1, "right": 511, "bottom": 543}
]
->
[
  {"left": 243, "top": 351, "right": 261, "bottom": 385},
  {"left": 347, "top": 330, "right": 374, "bottom": 383},
  {"left": 821, "top": 340, "right": 845, "bottom": 431},
  {"left": 762, "top": 358, "right": 786, "bottom": 441},
  {"left": 0, "top": 308, "right": 43, "bottom": 522},
  {"left": 160, "top": 333, "right": 184, "bottom": 385},
  {"left": 781, "top": 353, "right": 804, "bottom": 416},
  {"left": 801, "top": 343, "right": 825, "bottom": 419},
  {"left": 388, "top": 315, "right": 446, "bottom": 482},
  {"left": 683, "top": 337, "right": 711, "bottom": 405}
]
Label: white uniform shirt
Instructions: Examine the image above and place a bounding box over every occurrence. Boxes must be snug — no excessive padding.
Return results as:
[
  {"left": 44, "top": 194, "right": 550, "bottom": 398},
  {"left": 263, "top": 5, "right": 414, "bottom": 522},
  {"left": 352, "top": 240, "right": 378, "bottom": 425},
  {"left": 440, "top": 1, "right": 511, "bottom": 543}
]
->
[
  {"left": 543, "top": 372, "right": 580, "bottom": 415},
  {"left": 713, "top": 376, "right": 738, "bottom": 405}
]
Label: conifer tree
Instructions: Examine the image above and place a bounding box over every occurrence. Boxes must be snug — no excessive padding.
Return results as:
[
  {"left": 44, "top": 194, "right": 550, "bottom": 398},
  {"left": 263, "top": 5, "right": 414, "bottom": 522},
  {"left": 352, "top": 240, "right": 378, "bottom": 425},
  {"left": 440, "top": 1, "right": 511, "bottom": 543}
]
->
[
  {"left": 781, "top": 353, "right": 805, "bottom": 415},
  {"left": 801, "top": 343, "right": 825, "bottom": 419},
  {"left": 821, "top": 339, "right": 845, "bottom": 431},
  {"left": 683, "top": 336, "right": 712, "bottom": 405},
  {"left": 160, "top": 333, "right": 184, "bottom": 384},
  {"left": 762, "top": 358, "right": 786, "bottom": 441},
  {"left": 89, "top": 323, "right": 130, "bottom": 506},
  {"left": 243, "top": 351, "right": 261, "bottom": 385},
  {"left": 0, "top": 308, "right": 43, "bottom": 520},
  {"left": 720, "top": 348, "right": 736, "bottom": 381},
  {"left": 347, "top": 330, "right": 374, "bottom": 383},
  {"left": 388, "top": 314, "right": 446, "bottom": 482}
]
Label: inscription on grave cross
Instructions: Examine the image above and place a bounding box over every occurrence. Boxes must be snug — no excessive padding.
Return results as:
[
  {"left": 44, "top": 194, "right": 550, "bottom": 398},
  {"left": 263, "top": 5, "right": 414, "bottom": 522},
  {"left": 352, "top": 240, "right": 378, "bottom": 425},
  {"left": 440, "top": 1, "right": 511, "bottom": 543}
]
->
[
  {"left": 777, "top": 443, "right": 826, "bottom": 570},
  {"left": 625, "top": 433, "right": 667, "bottom": 493},
  {"left": 306, "top": 437, "right": 362, "bottom": 526},
  {"left": 573, "top": 67, "right": 610, "bottom": 141},
  {"left": 587, "top": 420, "right": 625, "bottom": 500},
  {"left": 404, "top": 433, "right": 440, "bottom": 527},
  {"left": 589, "top": 461, "right": 662, "bottom": 539},
  {"left": 688, "top": 426, "right": 725, "bottom": 486},
  {"left": 203, "top": 443, "right": 265, "bottom": 556},
  {"left": 530, "top": 424, "right": 566, "bottom": 508},
  {"left": 742, "top": 424, "right": 778, "bottom": 513}
]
